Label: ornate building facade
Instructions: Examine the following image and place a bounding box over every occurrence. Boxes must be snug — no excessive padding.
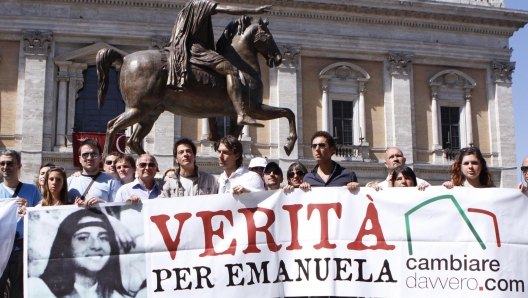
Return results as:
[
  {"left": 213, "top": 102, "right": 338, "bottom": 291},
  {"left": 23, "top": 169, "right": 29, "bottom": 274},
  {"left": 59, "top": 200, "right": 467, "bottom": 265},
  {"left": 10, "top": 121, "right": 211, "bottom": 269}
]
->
[{"left": 0, "top": 0, "right": 525, "bottom": 186}]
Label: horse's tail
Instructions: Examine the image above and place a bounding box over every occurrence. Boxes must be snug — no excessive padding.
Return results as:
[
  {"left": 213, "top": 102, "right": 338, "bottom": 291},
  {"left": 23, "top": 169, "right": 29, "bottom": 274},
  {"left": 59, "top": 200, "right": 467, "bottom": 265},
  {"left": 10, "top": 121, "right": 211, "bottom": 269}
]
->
[{"left": 96, "top": 48, "right": 123, "bottom": 110}]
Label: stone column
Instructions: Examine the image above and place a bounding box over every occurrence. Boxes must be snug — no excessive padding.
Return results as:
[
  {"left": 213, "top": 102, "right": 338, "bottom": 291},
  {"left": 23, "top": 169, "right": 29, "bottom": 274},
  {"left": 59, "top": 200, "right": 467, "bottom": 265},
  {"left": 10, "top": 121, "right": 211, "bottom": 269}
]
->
[
  {"left": 491, "top": 61, "right": 516, "bottom": 187},
  {"left": 19, "top": 30, "right": 53, "bottom": 181},
  {"left": 429, "top": 85, "right": 443, "bottom": 163},
  {"left": 275, "top": 44, "right": 300, "bottom": 162},
  {"left": 388, "top": 52, "right": 414, "bottom": 164},
  {"left": 357, "top": 83, "right": 367, "bottom": 145},
  {"left": 200, "top": 118, "right": 216, "bottom": 157},
  {"left": 464, "top": 91, "right": 473, "bottom": 146},
  {"left": 321, "top": 81, "right": 329, "bottom": 132},
  {"left": 201, "top": 118, "right": 209, "bottom": 140},
  {"left": 54, "top": 61, "right": 71, "bottom": 150}
]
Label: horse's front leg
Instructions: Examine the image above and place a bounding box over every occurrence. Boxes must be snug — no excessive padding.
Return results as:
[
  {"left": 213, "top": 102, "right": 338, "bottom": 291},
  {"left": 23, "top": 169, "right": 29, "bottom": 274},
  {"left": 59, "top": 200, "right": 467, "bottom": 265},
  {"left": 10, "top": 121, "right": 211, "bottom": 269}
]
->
[
  {"left": 246, "top": 104, "right": 298, "bottom": 156},
  {"left": 127, "top": 106, "right": 165, "bottom": 155},
  {"left": 207, "top": 117, "right": 222, "bottom": 142}
]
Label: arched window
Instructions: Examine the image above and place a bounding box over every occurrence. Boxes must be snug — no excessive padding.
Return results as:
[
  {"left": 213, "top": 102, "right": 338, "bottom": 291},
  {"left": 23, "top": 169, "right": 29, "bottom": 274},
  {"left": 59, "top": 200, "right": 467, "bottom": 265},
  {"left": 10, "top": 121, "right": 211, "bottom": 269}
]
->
[{"left": 74, "top": 66, "right": 125, "bottom": 132}]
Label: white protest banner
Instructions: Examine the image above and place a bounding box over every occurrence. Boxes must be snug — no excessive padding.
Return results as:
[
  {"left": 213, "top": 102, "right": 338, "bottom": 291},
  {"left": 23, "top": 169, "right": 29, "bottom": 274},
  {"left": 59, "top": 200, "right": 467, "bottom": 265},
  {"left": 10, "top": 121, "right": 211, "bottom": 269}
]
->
[
  {"left": 25, "top": 187, "right": 528, "bottom": 297},
  {"left": 0, "top": 198, "right": 17, "bottom": 274}
]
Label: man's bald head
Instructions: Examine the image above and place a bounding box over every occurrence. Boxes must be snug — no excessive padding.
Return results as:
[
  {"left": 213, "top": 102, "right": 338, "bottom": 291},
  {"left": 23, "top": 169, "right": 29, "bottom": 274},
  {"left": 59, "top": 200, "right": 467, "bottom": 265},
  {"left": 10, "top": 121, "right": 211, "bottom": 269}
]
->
[{"left": 384, "top": 147, "right": 406, "bottom": 171}]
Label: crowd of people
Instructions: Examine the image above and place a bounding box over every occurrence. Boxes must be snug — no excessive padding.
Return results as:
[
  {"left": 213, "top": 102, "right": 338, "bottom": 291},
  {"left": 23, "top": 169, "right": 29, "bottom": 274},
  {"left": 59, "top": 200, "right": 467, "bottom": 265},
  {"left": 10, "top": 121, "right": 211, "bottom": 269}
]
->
[{"left": 2, "top": 130, "right": 528, "bottom": 297}]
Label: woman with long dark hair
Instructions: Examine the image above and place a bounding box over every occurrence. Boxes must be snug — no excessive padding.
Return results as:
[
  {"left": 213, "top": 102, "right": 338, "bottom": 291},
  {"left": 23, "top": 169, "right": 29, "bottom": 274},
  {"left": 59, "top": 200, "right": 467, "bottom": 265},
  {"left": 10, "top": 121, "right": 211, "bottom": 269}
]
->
[
  {"left": 37, "top": 167, "right": 70, "bottom": 206},
  {"left": 29, "top": 209, "right": 130, "bottom": 297},
  {"left": 443, "top": 147, "right": 494, "bottom": 188},
  {"left": 390, "top": 166, "right": 418, "bottom": 187},
  {"left": 283, "top": 162, "right": 308, "bottom": 191}
]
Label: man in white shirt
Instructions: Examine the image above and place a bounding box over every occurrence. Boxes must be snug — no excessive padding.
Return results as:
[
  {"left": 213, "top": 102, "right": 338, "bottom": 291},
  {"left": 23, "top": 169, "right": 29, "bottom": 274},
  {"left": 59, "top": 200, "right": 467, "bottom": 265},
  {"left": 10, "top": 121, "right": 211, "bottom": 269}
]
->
[
  {"left": 217, "top": 135, "right": 265, "bottom": 194},
  {"left": 366, "top": 147, "right": 429, "bottom": 190},
  {"left": 115, "top": 154, "right": 161, "bottom": 203},
  {"left": 68, "top": 139, "right": 121, "bottom": 206}
]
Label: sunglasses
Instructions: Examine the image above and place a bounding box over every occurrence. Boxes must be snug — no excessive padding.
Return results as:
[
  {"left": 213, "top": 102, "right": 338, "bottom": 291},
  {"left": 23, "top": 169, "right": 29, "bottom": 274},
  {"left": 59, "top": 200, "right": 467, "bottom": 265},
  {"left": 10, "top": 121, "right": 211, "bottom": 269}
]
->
[
  {"left": 138, "top": 162, "right": 157, "bottom": 168},
  {"left": 264, "top": 169, "right": 282, "bottom": 175},
  {"left": 0, "top": 161, "right": 16, "bottom": 167},
  {"left": 288, "top": 170, "right": 305, "bottom": 178},
  {"left": 311, "top": 143, "right": 327, "bottom": 149},
  {"left": 521, "top": 166, "right": 528, "bottom": 172},
  {"left": 81, "top": 152, "right": 99, "bottom": 159},
  {"left": 460, "top": 146, "right": 480, "bottom": 153},
  {"left": 105, "top": 160, "right": 117, "bottom": 165}
]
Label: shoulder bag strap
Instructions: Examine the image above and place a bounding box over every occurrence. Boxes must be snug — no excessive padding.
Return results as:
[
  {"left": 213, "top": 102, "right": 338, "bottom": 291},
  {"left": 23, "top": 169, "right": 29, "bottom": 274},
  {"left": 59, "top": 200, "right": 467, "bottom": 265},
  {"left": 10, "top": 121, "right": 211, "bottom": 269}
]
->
[{"left": 81, "top": 172, "right": 102, "bottom": 200}]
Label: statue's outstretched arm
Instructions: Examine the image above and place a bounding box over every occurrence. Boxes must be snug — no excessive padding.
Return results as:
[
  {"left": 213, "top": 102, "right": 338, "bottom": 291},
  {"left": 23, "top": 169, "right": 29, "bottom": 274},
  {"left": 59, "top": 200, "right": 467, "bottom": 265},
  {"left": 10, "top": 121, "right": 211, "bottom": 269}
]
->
[{"left": 214, "top": 4, "right": 272, "bottom": 15}]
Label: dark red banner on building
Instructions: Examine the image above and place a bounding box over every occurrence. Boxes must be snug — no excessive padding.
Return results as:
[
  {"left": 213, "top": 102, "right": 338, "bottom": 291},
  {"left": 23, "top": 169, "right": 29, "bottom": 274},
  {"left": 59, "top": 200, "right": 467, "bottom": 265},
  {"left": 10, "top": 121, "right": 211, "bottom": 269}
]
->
[{"left": 72, "top": 132, "right": 126, "bottom": 167}]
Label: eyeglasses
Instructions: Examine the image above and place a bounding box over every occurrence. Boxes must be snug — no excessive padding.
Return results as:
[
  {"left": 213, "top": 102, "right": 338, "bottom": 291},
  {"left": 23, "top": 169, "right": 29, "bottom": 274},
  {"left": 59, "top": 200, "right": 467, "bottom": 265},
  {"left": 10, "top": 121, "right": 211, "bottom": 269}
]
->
[
  {"left": 521, "top": 166, "right": 528, "bottom": 172},
  {"left": 264, "top": 169, "right": 282, "bottom": 175},
  {"left": 311, "top": 143, "right": 327, "bottom": 149},
  {"left": 138, "top": 162, "right": 157, "bottom": 168},
  {"left": 288, "top": 170, "right": 305, "bottom": 178},
  {"left": 0, "top": 161, "right": 16, "bottom": 167},
  {"left": 460, "top": 146, "right": 480, "bottom": 153},
  {"left": 81, "top": 152, "right": 99, "bottom": 159},
  {"left": 105, "top": 160, "right": 117, "bottom": 165}
]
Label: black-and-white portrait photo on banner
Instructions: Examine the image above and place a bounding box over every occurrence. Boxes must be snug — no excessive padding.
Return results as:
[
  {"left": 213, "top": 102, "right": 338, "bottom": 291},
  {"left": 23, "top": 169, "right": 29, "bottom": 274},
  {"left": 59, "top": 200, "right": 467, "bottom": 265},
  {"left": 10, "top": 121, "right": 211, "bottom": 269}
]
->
[{"left": 24, "top": 203, "right": 146, "bottom": 298}]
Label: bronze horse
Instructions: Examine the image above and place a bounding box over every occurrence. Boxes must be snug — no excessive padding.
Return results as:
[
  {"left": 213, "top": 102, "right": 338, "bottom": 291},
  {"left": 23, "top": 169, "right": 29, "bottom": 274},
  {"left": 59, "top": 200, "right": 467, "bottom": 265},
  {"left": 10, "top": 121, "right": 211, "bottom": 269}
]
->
[{"left": 96, "top": 17, "right": 297, "bottom": 157}]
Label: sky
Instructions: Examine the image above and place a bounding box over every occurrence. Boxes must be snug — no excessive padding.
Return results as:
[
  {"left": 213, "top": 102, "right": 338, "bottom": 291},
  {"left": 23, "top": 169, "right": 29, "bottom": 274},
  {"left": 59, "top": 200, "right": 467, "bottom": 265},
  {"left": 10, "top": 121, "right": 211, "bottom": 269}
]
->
[{"left": 505, "top": 0, "right": 528, "bottom": 182}]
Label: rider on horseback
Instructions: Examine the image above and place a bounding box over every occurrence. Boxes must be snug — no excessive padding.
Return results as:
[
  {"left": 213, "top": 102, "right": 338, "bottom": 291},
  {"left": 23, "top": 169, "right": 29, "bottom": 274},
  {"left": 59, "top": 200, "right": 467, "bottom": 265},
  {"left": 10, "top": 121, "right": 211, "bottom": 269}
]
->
[{"left": 166, "top": 0, "right": 271, "bottom": 127}]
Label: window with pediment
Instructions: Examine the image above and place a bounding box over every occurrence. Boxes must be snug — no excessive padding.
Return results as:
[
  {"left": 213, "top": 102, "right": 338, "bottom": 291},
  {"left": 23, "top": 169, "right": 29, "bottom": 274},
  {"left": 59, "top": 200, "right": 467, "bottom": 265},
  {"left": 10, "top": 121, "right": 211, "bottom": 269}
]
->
[
  {"left": 428, "top": 69, "right": 476, "bottom": 155},
  {"left": 319, "top": 62, "right": 370, "bottom": 146}
]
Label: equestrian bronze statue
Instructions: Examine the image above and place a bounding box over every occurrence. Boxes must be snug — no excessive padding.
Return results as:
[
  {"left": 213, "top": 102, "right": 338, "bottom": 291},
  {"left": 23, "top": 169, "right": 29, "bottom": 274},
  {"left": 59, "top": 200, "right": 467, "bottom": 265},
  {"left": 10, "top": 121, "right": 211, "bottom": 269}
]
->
[{"left": 96, "top": 2, "right": 298, "bottom": 157}]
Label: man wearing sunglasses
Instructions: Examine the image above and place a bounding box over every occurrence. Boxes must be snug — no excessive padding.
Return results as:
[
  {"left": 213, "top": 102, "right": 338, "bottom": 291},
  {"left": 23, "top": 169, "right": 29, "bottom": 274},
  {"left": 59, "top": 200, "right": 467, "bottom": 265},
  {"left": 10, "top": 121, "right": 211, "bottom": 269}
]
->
[
  {"left": 103, "top": 152, "right": 121, "bottom": 180},
  {"left": 0, "top": 150, "right": 41, "bottom": 297},
  {"left": 68, "top": 139, "right": 121, "bottom": 207},
  {"left": 116, "top": 154, "right": 161, "bottom": 203},
  {"left": 218, "top": 135, "right": 265, "bottom": 194},
  {"left": 366, "top": 147, "right": 429, "bottom": 191},
  {"left": 300, "top": 131, "right": 359, "bottom": 191},
  {"left": 518, "top": 156, "right": 528, "bottom": 193},
  {"left": 263, "top": 162, "right": 284, "bottom": 190},
  {"left": 161, "top": 138, "right": 218, "bottom": 197}
]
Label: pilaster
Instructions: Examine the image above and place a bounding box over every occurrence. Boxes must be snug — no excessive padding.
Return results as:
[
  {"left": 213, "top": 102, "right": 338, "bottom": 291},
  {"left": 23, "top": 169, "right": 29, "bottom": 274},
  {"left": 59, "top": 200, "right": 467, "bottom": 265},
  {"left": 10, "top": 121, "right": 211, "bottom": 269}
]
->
[
  {"left": 274, "top": 44, "right": 301, "bottom": 162},
  {"left": 19, "top": 30, "right": 53, "bottom": 182},
  {"left": 387, "top": 52, "right": 414, "bottom": 164},
  {"left": 152, "top": 111, "right": 177, "bottom": 173},
  {"left": 491, "top": 61, "right": 516, "bottom": 188}
]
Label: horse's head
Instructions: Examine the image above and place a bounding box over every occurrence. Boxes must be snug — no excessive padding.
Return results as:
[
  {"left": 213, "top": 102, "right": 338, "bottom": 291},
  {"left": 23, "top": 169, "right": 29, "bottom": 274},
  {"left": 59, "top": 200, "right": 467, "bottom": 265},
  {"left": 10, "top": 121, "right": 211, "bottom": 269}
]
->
[{"left": 254, "top": 18, "right": 282, "bottom": 68}]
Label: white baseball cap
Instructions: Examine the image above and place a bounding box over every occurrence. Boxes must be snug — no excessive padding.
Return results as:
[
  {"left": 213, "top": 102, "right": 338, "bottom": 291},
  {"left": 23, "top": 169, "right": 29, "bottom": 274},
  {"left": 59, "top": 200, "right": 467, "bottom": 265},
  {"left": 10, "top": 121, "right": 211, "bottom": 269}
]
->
[{"left": 248, "top": 157, "right": 267, "bottom": 169}]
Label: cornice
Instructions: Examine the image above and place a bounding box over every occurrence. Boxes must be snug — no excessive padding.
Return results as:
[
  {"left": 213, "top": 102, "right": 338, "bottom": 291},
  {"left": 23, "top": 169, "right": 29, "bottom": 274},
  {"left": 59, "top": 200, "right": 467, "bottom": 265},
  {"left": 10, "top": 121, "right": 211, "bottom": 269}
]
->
[{"left": 16, "top": 0, "right": 528, "bottom": 35}]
